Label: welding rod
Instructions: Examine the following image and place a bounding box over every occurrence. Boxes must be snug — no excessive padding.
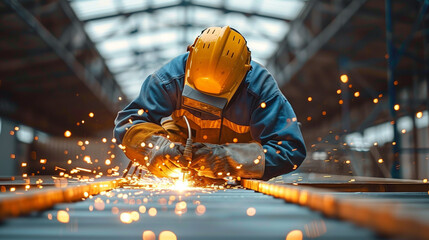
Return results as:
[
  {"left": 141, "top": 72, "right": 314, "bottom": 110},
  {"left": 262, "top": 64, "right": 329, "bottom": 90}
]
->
[
  {"left": 122, "top": 160, "right": 133, "bottom": 178},
  {"left": 130, "top": 165, "right": 138, "bottom": 178},
  {"left": 137, "top": 168, "right": 143, "bottom": 178}
]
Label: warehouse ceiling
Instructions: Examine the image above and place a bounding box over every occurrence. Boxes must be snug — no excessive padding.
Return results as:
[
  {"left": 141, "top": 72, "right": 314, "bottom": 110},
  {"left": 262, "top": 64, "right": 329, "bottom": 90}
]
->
[
  {"left": 0, "top": 0, "right": 425, "bottom": 145},
  {"left": 69, "top": 0, "right": 308, "bottom": 99},
  {"left": 0, "top": 0, "right": 126, "bottom": 136}
]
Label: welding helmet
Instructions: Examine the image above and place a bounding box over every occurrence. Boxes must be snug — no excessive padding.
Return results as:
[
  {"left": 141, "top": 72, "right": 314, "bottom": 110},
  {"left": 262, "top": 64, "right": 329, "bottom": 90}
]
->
[{"left": 183, "top": 26, "right": 251, "bottom": 117}]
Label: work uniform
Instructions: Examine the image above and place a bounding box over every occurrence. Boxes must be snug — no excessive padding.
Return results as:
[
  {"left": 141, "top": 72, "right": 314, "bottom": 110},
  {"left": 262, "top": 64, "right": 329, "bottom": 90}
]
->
[{"left": 114, "top": 53, "right": 306, "bottom": 180}]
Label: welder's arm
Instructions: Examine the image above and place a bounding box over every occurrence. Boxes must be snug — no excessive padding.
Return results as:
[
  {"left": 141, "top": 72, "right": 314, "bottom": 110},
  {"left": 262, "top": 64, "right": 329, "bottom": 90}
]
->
[
  {"left": 114, "top": 70, "right": 183, "bottom": 145},
  {"left": 250, "top": 94, "right": 307, "bottom": 181},
  {"left": 190, "top": 142, "right": 265, "bottom": 179},
  {"left": 122, "top": 122, "right": 187, "bottom": 178}
]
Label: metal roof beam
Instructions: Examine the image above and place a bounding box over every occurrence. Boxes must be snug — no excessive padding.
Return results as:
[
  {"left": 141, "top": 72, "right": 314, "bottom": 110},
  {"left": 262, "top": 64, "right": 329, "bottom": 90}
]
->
[
  {"left": 3, "top": 0, "right": 123, "bottom": 114},
  {"left": 81, "top": 3, "right": 182, "bottom": 23},
  {"left": 80, "top": 2, "right": 293, "bottom": 24},
  {"left": 273, "top": 0, "right": 367, "bottom": 87},
  {"left": 190, "top": 3, "right": 293, "bottom": 22}
]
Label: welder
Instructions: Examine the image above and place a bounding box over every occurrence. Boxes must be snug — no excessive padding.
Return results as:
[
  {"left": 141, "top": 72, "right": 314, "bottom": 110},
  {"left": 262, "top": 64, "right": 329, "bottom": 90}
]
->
[{"left": 114, "top": 26, "right": 306, "bottom": 183}]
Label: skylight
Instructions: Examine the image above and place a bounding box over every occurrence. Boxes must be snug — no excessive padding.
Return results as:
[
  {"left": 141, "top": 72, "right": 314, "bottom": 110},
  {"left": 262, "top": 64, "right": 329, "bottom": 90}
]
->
[{"left": 70, "top": 0, "right": 307, "bottom": 99}]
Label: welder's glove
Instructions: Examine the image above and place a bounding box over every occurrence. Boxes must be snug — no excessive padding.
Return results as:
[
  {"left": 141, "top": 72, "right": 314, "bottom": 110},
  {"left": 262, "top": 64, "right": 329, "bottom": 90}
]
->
[
  {"left": 190, "top": 142, "right": 265, "bottom": 179},
  {"left": 161, "top": 119, "right": 187, "bottom": 144},
  {"left": 122, "top": 122, "right": 187, "bottom": 178},
  {"left": 144, "top": 135, "right": 189, "bottom": 177}
]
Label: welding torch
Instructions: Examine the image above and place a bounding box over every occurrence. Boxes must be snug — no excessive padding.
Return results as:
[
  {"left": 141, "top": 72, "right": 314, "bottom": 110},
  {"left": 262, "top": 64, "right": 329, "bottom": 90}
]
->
[{"left": 182, "top": 115, "right": 192, "bottom": 181}]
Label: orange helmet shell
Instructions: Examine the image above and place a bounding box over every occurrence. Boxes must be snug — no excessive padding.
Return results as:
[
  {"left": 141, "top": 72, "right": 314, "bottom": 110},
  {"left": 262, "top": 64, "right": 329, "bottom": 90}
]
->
[{"left": 185, "top": 26, "right": 251, "bottom": 102}]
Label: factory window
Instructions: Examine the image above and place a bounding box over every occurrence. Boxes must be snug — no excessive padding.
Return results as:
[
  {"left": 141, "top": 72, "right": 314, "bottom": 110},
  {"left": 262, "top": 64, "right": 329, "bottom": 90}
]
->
[{"left": 16, "top": 125, "right": 34, "bottom": 144}]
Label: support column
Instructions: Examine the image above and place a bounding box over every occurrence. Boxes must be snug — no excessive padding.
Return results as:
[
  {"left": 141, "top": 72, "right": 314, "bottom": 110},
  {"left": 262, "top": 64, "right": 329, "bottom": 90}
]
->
[{"left": 385, "top": 0, "right": 401, "bottom": 178}]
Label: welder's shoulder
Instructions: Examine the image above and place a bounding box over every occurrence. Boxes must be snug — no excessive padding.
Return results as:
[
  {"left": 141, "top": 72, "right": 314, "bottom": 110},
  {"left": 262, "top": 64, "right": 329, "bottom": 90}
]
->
[
  {"left": 245, "top": 61, "right": 283, "bottom": 99},
  {"left": 153, "top": 53, "right": 188, "bottom": 84}
]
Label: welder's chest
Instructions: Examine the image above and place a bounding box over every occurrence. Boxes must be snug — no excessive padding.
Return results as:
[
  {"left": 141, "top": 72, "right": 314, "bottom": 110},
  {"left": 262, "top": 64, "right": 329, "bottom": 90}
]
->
[{"left": 170, "top": 109, "right": 252, "bottom": 144}]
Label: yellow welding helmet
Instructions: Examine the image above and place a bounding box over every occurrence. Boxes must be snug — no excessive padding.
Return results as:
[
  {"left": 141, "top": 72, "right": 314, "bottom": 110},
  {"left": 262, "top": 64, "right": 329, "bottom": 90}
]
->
[{"left": 183, "top": 26, "right": 251, "bottom": 117}]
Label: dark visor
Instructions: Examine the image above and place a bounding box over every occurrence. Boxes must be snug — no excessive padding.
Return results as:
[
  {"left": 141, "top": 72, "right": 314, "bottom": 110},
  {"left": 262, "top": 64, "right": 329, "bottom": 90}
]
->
[{"left": 182, "top": 85, "right": 228, "bottom": 117}]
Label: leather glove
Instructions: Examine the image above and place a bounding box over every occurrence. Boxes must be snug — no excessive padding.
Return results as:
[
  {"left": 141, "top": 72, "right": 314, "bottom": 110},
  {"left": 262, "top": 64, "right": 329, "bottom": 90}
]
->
[
  {"left": 190, "top": 142, "right": 265, "bottom": 179},
  {"left": 143, "top": 135, "right": 187, "bottom": 177},
  {"left": 122, "top": 122, "right": 187, "bottom": 178}
]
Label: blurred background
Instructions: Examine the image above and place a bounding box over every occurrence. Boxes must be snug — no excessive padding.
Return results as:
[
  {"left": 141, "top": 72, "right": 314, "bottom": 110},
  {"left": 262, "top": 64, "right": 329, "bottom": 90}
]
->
[{"left": 0, "top": 0, "right": 428, "bottom": 180}]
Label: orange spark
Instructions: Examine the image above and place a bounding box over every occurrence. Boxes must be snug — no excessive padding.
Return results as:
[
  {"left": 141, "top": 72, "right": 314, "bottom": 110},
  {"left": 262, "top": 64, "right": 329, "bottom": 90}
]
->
[
  {"left": 64, "top": 130, "right": 72, "bottom": 138},
  {"left": 142, "top": 231, "right": 156, "bottom": 240},
  {"left": 120, "top": 212, "right": 132, "bottom": 224},
  {"left": 159, "top": 231, "right": 177, "bottom": 240},
  {"left": 340, "top": 74, "right": 348, "bottom": 83},
  {"left": 246, "top": 207, "right": 256, "bottom": 216},
  {"left": 57, "top": 210, "right": 70, "bottom": 223}
]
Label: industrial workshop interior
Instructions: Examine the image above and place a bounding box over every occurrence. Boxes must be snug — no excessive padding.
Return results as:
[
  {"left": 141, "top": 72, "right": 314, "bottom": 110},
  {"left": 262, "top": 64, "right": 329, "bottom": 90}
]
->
[{"left": 1, "top": 0, "right": 429, "bottom": 239}]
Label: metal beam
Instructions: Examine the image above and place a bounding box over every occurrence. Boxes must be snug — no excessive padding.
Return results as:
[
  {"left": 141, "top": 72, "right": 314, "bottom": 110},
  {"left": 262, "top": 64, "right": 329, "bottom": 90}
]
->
[
  {"left": 242, "top": 179, "right": 429, "bottom": 240},
  {"left": 273, "top": 0, "right": 367, "bottom": 86},
  {"left": 80, "top": 2, "right": 293, "bottom": 24},
  {"left": 81, "top": 3, "right": 183, "bottom": 23},
  {"left": 3, "top": 0, "right": 122, "bottom": 114},
  {"left": 190, "top": 2, "right": 292, "bottom": 22},
  {"left": 385, "top": 0, "right": 401, "bottom": 178},
  {"left": 267, "top": 0, "right": 316, "bottom": 69},
  {"left": 58, "top": 0, "right": 127, "bottom": 102},
  {"left": 0, "top": 178, "right": 123, "bottom": 220}
]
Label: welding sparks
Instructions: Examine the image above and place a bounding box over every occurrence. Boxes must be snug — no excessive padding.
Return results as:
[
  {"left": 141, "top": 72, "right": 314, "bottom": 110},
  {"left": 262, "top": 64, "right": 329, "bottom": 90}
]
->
[
  {"left": 76, "top": 167, "right": 92, "bottom": 172},
  {"left": 416, "top": 111, "right": 423, "bottom": 119},
  {"left": 83, "top": 156, "right": 92, "bottom": 164},
  {"left": 195, "top": 204, "right": 206, "bottom": 216},
  {"left": 57, "top": 210, "right": 70, "bottom": 223},
  {"left": 159, "top": 231, "right": 177, "bottom": 240},
  {"left": 139, "top": 206, "right": 146, "bottom": 213},
  {"left": 148, "top": 208, "right": 157, "bottom": 217},
  {"left": 131, "top": 211, "right": 140, "bottom": 221},
  {"left": 142, "top": 231, "right": 156, "bottom": 240},
  {"left": 172, "top": 177, "right": 189, "bottom": 192},
  {"left": 246, "top": 207, "right": 256, "bottom": 216},
  {"left": 286, "top": 230, "right": 303, "bottom": 240},
  {"left": 94, "top": 198, "right": 105, "bottom": 211},
  {"left": 394, "top": 104, "right": 400, "bottom": 111},
  {"left": 120, "top": 212, "right": 132, "bottom": 224},
  {"left": 64, "top": 130, "right": 72, "bottom": 138},
  {"left": 175, "top": 201, "right": 187, "bottom": 215}
]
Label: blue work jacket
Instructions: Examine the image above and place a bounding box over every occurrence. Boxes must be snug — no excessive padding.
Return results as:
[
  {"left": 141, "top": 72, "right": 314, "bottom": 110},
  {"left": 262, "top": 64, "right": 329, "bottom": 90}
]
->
[{"left": 114, "top": 53, "right": 306, "bottom": 180}]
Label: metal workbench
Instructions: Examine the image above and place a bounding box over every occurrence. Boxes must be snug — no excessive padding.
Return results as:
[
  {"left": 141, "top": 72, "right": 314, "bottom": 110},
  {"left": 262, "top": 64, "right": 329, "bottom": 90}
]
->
[{"left": 0, "top": 173, "right": 428, "bottom": 239}]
